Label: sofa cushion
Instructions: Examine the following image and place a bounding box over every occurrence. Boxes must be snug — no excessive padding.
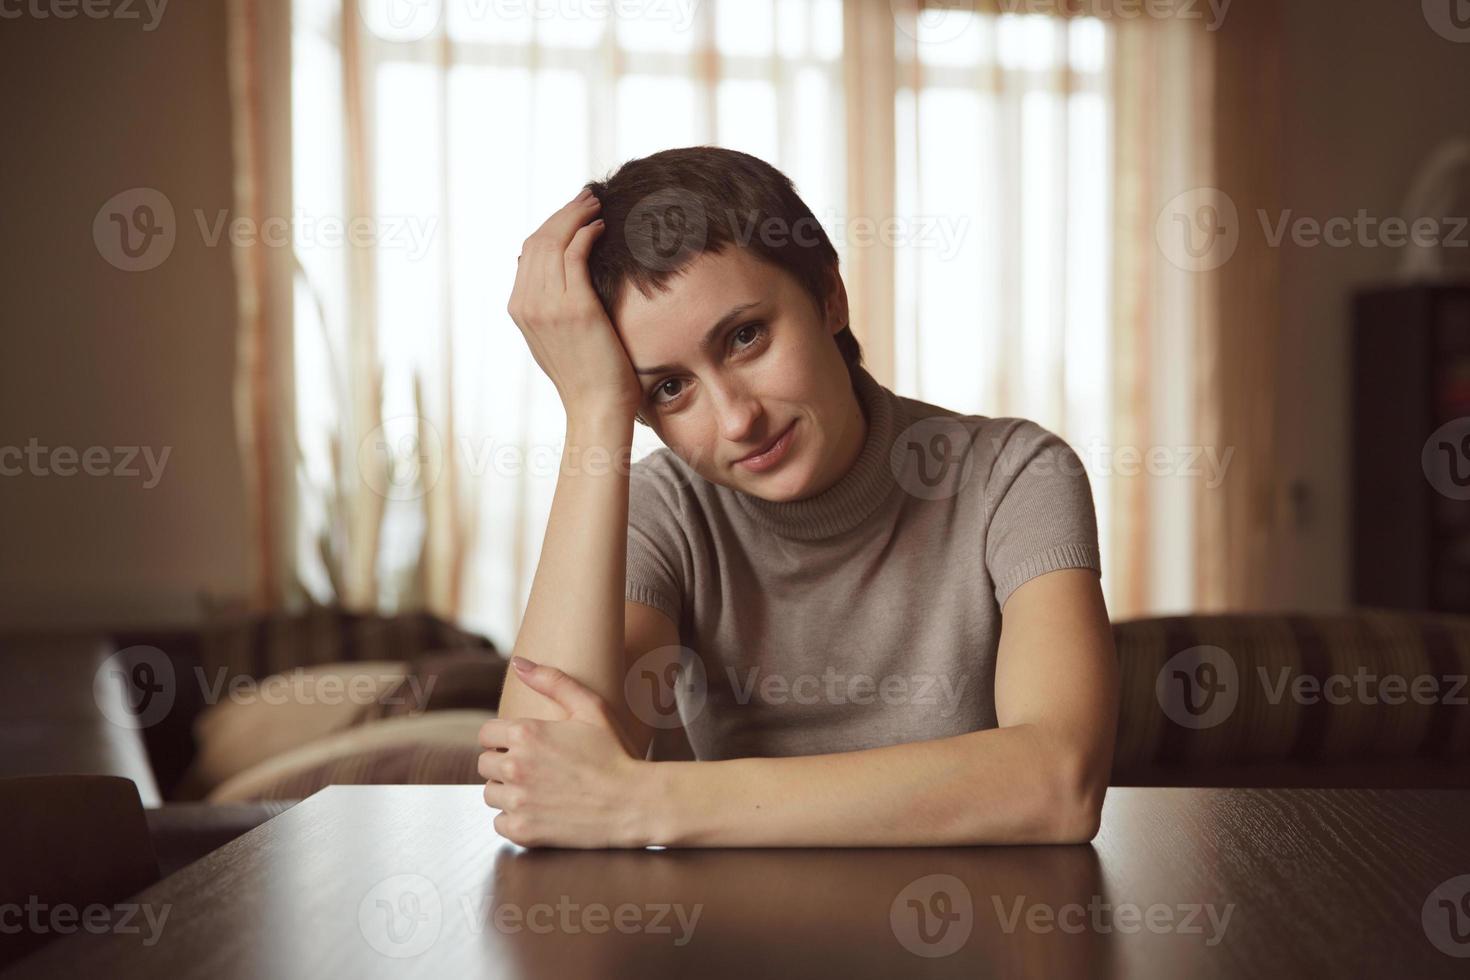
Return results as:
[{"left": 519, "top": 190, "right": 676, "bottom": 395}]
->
[
  {"left": 110, "top": 605, "right": 499, "bottom": 798},
  {"left": 176, "top": 660, "right": 411, "bottom": 799},
  {"left": 376, "top": 648, "right": 509, "bottom": 717},
  {"left": 206, "top": 711, "right": 489, "bottom": 803}
]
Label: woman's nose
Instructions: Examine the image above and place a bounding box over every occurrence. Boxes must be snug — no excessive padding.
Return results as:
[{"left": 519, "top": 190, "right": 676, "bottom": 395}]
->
[{"left": 711, "top": 384, "right": 762, "bottom": 443}]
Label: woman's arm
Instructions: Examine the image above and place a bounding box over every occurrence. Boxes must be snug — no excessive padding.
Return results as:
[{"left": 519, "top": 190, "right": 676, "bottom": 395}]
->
[
  {"left": 482, "top": 566, "right": 1117, "bottom": 847},
  {"left": 494, "top": 188, "right": 645, "bottom": 748},
  {"left": 639, "top": 567, "right": 1118, "bottom": 847},
  {"left": 496, "top": 410, "right": 635, "bottom": 729}
]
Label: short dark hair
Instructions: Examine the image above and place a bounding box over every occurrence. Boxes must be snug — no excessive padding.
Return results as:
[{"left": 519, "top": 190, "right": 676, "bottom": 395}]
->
[{"left": 583, "top": 146, "right": 863, "bottom": 422}]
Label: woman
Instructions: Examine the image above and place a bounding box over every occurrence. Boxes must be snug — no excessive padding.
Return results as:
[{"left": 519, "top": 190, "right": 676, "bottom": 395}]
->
[{"left": 480, "top": 147, "right": 1118, "bottom": 849}]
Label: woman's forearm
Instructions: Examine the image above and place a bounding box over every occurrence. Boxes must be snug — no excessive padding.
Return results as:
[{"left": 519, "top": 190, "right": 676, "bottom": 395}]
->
[
  {"left": 639, "top": 723, "right": 1106, "bottom": 847},
  {"left": 497, "top": 408, "right": 635, "bottom": 726}
]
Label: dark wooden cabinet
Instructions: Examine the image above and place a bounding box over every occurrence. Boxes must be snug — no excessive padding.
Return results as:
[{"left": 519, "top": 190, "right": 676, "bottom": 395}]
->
[{"left": 1352, "top": 283, "right": 1470, "bottom": 612}]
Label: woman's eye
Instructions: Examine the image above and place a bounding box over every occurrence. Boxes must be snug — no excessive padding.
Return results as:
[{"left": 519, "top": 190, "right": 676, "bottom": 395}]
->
[
  {"left": 649, "top": 324, "right": 765, "bottom": 408},
  {"left": 733, "top": 323, "right": 765, "bottom": 349}
]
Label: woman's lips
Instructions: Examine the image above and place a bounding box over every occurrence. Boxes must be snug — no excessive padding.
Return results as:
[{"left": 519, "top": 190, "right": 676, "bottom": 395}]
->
[{"left": 735, "top": 420, "right": 798, "bottom": 473}]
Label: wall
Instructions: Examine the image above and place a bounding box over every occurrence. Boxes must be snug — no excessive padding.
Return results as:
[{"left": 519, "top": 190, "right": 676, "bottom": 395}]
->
[
  {"left": 0, "top": 1, "right": 251, "bottom": 628},
  {"left": 1268, "top": 0, "right": 1470, "bottom": 610}
]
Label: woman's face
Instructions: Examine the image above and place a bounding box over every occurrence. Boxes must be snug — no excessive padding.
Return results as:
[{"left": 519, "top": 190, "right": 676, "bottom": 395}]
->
[{"left": 613, "top": 247, "right": 866, "bottom": 502}]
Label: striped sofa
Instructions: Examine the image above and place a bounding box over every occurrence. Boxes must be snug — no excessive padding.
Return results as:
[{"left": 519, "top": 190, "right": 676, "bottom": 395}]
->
[
  {"left": 95, "top": 606, "right": 1470, "bottom": 801},
  {"left": 1111, "top": 609, "right": 1470, "bottom": 787}
]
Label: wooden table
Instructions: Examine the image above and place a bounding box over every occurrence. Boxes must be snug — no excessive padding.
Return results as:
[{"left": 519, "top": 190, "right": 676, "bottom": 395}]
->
[{"left": 6, "top": 786, "right": 1470, "bottom": 978}]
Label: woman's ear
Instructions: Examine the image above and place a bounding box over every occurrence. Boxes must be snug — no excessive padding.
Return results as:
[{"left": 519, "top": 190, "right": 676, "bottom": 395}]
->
[{"left": 823, "top": 264, "right": 849, "bottom": 336}]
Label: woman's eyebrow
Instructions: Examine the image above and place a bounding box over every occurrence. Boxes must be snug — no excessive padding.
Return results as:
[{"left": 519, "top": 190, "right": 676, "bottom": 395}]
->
[{"left": 633, "top": 301, "right": 761, "bottom": 376}]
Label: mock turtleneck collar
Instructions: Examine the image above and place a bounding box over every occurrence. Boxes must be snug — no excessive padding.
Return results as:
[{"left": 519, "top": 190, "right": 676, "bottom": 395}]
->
[{"left": 726, "top": 365, "right": 899, "bottom": 541}]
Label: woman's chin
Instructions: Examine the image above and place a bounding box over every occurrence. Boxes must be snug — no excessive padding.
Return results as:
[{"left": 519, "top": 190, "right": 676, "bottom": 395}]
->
[{"left": 738, "top": 459, "right": 819, "bottom": 502}]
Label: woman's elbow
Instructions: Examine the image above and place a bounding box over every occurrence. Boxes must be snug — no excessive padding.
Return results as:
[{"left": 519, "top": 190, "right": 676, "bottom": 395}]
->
[
  {"left": 1051, "top": 793, "right": 1104, "bottom": 844},
  {"left": 1044, "top": 749, "right": 1110, "bottom": 844}
]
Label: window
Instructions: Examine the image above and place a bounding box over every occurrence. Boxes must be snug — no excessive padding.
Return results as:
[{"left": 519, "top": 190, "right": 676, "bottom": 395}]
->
[{"left": 285, "top": 1, "right": 1133, "bottom": 642}]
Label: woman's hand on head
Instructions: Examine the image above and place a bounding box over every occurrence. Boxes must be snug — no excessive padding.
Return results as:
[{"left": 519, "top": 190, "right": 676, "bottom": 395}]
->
[{"left": 507, "top": 188, "right": 643, "bottom": 425}]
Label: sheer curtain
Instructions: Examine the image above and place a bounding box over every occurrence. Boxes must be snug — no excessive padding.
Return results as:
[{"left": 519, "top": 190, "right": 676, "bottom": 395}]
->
[
  {"left": 859, "top": 1, "right": 1220, "bottom": 618},
  {"left": 256, "top": 0, "right": 847, "bottom": 648},
  {"left": 229, "top": 0, "right": 1235, "bottom": 649}
]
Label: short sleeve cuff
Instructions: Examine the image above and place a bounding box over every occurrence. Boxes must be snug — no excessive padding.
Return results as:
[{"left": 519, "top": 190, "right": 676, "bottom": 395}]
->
[
  {"left": 626, "top": 582, "right": 680, "bottom": 624},
  {"left": 993, "top": 542, "right": 1101, "bottom": 609}
]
